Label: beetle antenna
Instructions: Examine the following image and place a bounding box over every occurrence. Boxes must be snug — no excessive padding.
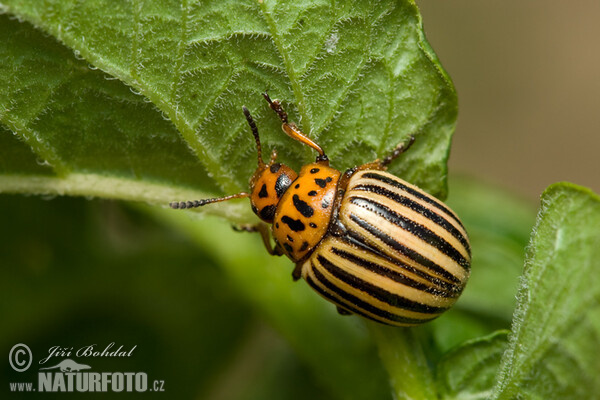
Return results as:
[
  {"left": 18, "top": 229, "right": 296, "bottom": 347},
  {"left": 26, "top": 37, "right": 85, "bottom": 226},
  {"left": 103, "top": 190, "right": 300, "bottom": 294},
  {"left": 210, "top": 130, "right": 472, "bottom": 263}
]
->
[
  {"left": 242, "top": 106, "right": 265, "bottom": 168},
  {"left": 262, "top": 92, "right": 329, "bottom": 164},
  {"left": 170, "top": 192, "right": 250, "bottom": 209}
]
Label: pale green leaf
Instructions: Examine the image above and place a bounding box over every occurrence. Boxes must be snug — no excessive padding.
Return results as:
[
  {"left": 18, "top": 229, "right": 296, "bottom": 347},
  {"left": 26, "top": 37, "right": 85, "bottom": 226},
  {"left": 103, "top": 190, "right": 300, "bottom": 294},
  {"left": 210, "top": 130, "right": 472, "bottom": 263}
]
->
[{"left": 492, "top": 183, "right": 600, "bottom": 400}]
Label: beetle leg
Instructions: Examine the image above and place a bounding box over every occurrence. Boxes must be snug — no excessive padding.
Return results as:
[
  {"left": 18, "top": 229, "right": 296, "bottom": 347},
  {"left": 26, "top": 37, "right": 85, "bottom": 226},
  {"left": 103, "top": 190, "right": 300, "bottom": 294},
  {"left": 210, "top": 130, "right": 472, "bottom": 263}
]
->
[
  {"left": 377, "top": 135, "right": 416, "bottom": 169},
  {"left": 345, "top": 135, "right": 414, "bottom": 174},
  {"left": 232, "top": 223, "right": 283, "bottom": 256},
  {"left": 292, "top": 262, "right": 303, "bottom": 281},
  {"left": 263, "top": 92, "right": 329, "bottom": 164},
  {"left": 269, "top": 148, "right": 278, "bottom": 164},
  {"left": 231, "top": 223, "right": 259, "bottom": 233},
  {"left": 336, "top": 306, "right": 352, "bottom": 316}
]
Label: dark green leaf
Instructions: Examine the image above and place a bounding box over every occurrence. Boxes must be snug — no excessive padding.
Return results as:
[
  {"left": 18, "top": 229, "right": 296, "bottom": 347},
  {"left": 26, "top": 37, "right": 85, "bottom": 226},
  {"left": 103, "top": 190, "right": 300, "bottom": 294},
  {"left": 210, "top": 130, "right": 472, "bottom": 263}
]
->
[{"left": 1, "top": 0, "right": 456, "bottom": 222}]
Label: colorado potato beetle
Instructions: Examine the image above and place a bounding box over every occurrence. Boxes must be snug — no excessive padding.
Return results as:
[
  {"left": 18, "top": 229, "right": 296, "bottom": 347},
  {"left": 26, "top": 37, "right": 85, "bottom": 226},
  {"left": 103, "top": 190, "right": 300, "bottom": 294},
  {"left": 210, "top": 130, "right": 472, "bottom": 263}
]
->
[{"left": 171, "top": 93, "right": 471, "bottom": 326}]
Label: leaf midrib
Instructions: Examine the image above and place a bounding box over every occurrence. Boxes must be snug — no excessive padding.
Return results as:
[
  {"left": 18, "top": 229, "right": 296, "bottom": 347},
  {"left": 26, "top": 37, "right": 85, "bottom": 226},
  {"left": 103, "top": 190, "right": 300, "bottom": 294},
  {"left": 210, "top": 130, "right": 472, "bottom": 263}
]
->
[{"left": 258, "top": 1, "right": 311, "bottom": 135}]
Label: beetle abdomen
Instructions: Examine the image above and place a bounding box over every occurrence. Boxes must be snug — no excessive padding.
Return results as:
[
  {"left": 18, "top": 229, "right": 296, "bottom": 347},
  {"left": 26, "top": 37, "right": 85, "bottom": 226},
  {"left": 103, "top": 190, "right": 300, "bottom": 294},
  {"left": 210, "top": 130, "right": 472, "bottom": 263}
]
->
[{"left": 302, "top": 169, "right": 471, "bottom": 326}]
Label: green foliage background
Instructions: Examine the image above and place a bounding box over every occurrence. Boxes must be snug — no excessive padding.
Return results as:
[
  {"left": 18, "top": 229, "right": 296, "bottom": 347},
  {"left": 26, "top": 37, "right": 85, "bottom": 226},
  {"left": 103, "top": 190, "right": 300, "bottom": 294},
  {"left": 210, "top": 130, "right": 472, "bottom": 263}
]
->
[{"left": 1, "top": 1, "right": 599, "bottom": 399}]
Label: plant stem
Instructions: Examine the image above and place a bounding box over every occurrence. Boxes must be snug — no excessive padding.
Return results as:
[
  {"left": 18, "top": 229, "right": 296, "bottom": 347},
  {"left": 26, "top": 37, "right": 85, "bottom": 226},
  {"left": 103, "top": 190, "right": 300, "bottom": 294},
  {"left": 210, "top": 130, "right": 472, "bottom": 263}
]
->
[{"left": 369, "top": 323, "right": 437, "bottom": 400}]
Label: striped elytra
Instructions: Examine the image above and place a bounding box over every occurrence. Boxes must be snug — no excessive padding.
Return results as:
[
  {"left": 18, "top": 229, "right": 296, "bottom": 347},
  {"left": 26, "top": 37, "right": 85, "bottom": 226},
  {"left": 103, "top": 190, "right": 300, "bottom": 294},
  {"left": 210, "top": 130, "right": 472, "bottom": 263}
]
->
[
  {"left": 301, "top": 170, "right": 470, "bottom": 326},
  {"left": 170, "top": 93, "right": 471, "bottom": 327}
]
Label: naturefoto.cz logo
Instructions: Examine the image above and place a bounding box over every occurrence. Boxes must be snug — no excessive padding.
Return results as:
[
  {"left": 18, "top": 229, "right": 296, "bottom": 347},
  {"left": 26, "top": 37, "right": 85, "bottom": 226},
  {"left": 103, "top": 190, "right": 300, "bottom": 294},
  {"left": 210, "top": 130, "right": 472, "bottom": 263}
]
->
[{"left": 8, "top": 343, "right": 165, "bottom": 393}]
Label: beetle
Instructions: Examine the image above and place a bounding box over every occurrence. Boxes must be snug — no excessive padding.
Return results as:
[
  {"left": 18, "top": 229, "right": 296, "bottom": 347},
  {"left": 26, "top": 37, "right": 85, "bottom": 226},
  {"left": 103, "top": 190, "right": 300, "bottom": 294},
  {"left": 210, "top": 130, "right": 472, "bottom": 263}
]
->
[{"left": 170, "top": 93, "right": 470, "bottom": 326}]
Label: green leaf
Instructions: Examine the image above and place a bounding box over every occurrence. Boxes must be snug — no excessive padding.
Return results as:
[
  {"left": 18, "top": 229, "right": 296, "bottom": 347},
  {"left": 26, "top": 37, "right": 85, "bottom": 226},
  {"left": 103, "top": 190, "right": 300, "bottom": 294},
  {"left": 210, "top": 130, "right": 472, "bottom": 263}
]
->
[
  {"left": 436, "top": 330, "right": 509, "bottom": 400},
  {"left": 1, "top": 0, "right": 456, "bottom": 222},
  {"left": 491, "top": 183, "right": 600, "bottom": 399},
  {"left": 1, "top": 2, "right": 458, "bottom": 398}
]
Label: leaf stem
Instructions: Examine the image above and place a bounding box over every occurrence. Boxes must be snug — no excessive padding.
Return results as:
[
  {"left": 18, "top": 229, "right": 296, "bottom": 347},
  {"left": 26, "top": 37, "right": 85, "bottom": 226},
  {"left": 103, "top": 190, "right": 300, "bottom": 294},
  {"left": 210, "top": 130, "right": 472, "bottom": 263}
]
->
[{"left": 368, "top": 323, "right": 437, "bottom": 400}]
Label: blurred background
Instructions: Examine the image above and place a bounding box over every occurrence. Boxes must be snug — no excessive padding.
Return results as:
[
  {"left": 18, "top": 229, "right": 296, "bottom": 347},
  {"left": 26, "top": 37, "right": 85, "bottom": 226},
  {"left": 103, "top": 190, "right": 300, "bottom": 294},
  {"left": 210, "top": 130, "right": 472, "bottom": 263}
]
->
[{"left": 419, "top": 0, "right": 600, "bottom": 200}]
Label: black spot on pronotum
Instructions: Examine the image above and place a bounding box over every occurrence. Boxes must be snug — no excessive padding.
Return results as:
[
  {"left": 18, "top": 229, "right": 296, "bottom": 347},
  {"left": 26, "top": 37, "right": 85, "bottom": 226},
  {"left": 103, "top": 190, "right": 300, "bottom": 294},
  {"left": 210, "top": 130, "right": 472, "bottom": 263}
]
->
[
  {"left": 258, "top": 184, "right": 268, "bottom": 198},
  {"left": 275, "top": 222, "right": 280, "bottom": 229},
  {"left": 287, "top": 235, "right": 294, "bottom": 242},
  {"left": 309, "top": 222, "right": 317, "bottom": 228},
  {"left": 283, "top": 243, "right": 293, "bottom": 253},
  {"left": 308, "top": 190, "right": 317, "bottom": 196},
  {"left": 275, "top": 174, "right": 293, "bottom": 198},
  {"left": 259, "top": 205, "right": 276, "bottom": 221},
  {"left": 270, "top": 163, "right": 281, "bottom": 173},
  {"left": 321, "top": 198, "right": 330, "bottom": 208},
  {"left": 281, "top": 215, "right": 305, "bottom": 232},
  {"left": 299, "top": 241, "right": 309, "bottom": 251},
  {"left": 295, "top": 183, "right": 300, "bottom": 189},
  {"left": 293, "top": 194, "right": 314, "bottom": 218},
  {"left": 315, "top": 178, "right": 327, "bottom": 188},
  {"left": 310, "top": 168, "right": 320, "bottom": 174}
]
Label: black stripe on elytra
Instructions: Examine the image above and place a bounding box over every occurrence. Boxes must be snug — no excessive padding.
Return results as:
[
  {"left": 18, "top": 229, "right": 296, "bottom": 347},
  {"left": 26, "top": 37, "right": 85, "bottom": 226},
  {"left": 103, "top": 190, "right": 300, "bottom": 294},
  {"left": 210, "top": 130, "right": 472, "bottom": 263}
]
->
[
  {"left": 317, "top": 255, "right": 448, "bottom": 314},
  {"left": 349, "top": 197, "right": 469, "bottom": 270},
  {"left": 305, "top": 273, "right": 379, "bottom": 323},
  {"left": 258, "top": 184, "right": 268, "bottom": 198},
  {"left": 281, "top": 215, "right": 305, "bottom": 232},
  {"left": 275, "top": 174, "right": 293, "bottom": 198},
  {"left": 293, "top": 194, "right": 314, "bottom": 218},
  {"left": 348, "top": 213, "right": 462, "bottom": 283},
  {"left": 330, "top": 247, "right": 458, "bottom": 298},
  {"left": 259, "top": 205, "right": 276, "bottom": 221},
  {"left": 307, "top": 263, "right": 438, "bottom": 325},
  {"left": 340, "top": 232, "right": 458, "bottom": 292},
  {"left": 340, "top": 233, "right": 460, "bottom": 293},
  {"left": 353, "top": 184, "right": 470, "bottom": 254},
  {"left": 361, "top": 172, "right": 466, "bottom": 230}
]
